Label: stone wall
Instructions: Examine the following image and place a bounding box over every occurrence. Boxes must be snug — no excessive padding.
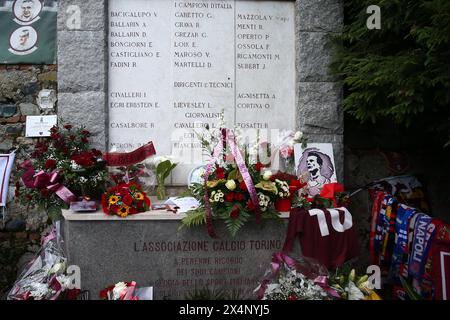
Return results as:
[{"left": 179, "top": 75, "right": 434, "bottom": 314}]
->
[
  {"left": 57, "top": 0, "right": 108, "bottom": 150},
  {"left": 0, "top": 64, "right": 57, "bottom": 296},
  {"left": 296, "top": 0, "right": 344, "bottom": 181},
  {"left": 0, "top": 64, "right": 57, "bottom": 229}
]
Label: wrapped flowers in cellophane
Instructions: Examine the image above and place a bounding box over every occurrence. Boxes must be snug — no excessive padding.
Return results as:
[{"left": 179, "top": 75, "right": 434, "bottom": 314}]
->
[
  {"left": 254, "top": 252, "right": 340, "bottom": 300},
  {"left": 7, "top": 225, "right": 80, "bottom": 300}
]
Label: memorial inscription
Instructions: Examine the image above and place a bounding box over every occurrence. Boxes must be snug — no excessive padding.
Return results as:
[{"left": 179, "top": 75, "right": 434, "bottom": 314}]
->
[
  {"left": 62, "top": 212, "right": 290, "bottom": 299},
  {"left": 108, "top": 0, "right": 296, "bottom": 184}
]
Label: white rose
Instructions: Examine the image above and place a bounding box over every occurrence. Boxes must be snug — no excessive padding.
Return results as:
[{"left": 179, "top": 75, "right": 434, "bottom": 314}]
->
[
  {"left": 225, "top": 180, "right": 236, "bottom": 191},
  {"left": 262, "top": 170, "right": 272, "bottom": 181},
  {"left": 294, "top": 131, "right": 303, "bottom": 141}
]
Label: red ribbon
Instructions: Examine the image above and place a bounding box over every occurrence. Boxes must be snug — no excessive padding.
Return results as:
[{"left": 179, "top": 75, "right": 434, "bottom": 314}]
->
[{"left": 103, "top": 142, "right": 156, "bottom": 167}]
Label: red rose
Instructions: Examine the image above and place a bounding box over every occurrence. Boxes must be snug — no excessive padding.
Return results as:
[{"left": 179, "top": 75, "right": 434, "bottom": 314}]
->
[
  {"left": 91, "top": 148, "right": 102, "bottom": 157},
  {"left": 230, "top": 205, "right": 240, "bottom": 219},
  {"left": 50, "top": 133, "right": 61, "bottom": 140},
  {"left": 255, "top": 162, "right": 264, "bottom": 171},
  {"left": 69, "top": 135, "right": 76, "bottom": 141},
  {"left": 110, "top": 205, "right": 119, "bottom": 214},
  {"left": 246, "top": 200, "right": 255, "bottom": 211},
  {"left": 289, "top": 179, "right": 307, "bottom": 194},
  {"left": 234, "top": 193, "right": 244, "bottom": 201},
  {"left": 81, "top": 130, "right": 90, "bottom": 136},
  {"left": 71, "top": 152, "right": 95, "bottom": 167},
  {"left": 64, "top": 124, "right": 72, "bottom": 130},
  {"left": 129, "top": 207, "right": 138, "bottom": 214},
  {"left": 225, "top": 192, "right": 234, "bottom": 202},
  {"left": 44, "top": 159, "right": 57, "bottom": 170},
  {"left": 288, "top": 295, "right": 298, "bottom": 301},
  {"left": 101, "top": 194, "right": 109, "bottom": 213},
  {"left": 239, "top": 181, "right": 247, "bottom": 191},
  {"left": 81, "top": 137, "right": 89, "bottom": 143},
  {"left": 216, "top": 167, "right": 225, "bottom": 179},
  {"left": 26, "top": 194, "right": 32, "bottom": 200},
  {"left": 40, "top": 189, "right": 50, "bottom": 198},
  {"left": 123, "top": 194, "right": 133, "bottom": 206}
]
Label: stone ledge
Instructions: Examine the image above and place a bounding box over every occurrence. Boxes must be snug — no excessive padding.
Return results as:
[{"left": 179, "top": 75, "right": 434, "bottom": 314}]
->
[{"left": 62, "top": 210, "right": 290, "bottom": 221}]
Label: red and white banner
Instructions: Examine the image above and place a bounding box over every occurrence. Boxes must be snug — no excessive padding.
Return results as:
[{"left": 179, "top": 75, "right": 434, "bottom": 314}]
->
[{"left": 103, "top": 142, "right": 156, "bottom": 167}]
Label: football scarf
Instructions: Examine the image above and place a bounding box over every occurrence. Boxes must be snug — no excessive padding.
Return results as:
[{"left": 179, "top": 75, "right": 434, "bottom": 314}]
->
[
  {"left": 370, "top": 191, "right": 386, "bottom": 265},
  {"left": 408, "top": 214, "right": 435, "bottom": 281},
  {"left": 389, "top": 204, "right": 416, "bottom": 280}
]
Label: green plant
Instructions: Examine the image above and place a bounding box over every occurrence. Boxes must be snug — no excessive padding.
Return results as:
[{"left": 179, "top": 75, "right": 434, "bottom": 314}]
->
[
  {"left": 155, "top": 159, "right": 177, "bottom": 200},
  {"left": 330, "top": 0, "right": 450, "bottom": 146}
]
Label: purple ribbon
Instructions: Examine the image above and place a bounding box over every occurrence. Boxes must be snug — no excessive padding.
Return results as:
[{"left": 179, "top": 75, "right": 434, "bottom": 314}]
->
[{"left": 256, "top": 252, "right": 339, "bottom": 299}]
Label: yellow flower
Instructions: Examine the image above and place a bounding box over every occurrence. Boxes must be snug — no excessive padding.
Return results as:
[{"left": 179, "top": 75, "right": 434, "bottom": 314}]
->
[
  {"left": 109, "top": 195, "right": 120, "bottom": 205},
  {"left": 134, "top": 192, "right": 144, "bottom": 201},
  {"left": 365, "top": 291, "right": 382, "bottom": 300},
  {"left": 207, "top": 179, "right": 226, "bottom": 188},
  {"left": 117, "top": 205, "right": 129, "bottom": 218}
]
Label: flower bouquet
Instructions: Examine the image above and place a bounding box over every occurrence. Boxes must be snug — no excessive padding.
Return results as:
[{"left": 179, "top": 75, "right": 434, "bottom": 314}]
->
[
  {"left": 14, "top": 123, "right": 108, "bottom": 221},
  {"left": 101, "top": 182, "right": 151, "bottom": 218},
  {"left": 329, "top": 268, "right": 381, "bottom": 300},
  {"left": 7, "top": 227, "right": 81, "bottom": 300},
  {"left": 254, "top": 252, "right": 337, "bottom": 300},
  {"left": 100, "top": 281, "right": 138, "bottom": 300},
  {"left": 100, "top": 281, "right": 154, "bottom": 300},
  {"left": 182, "top": 126, "right": 305, "bottom": 237},
  {"left": 292, "top": 182, "right": 350, "bottom": 210}
]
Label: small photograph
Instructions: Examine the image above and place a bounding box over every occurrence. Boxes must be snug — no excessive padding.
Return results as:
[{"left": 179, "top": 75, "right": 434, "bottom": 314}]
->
[
  {"left": 9, "top": 26, "right": 38, "bottom": 54},
  {"left": 12, "top": 0, "right": 43, "bottom": 24},
  {"left": 294, "top": 143, "right": 337, "bottom": 196}
]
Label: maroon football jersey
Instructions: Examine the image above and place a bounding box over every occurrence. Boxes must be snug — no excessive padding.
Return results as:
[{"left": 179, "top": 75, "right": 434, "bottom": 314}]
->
[{"left": 283, "top": 207, "right": 360, "bottom": 270}]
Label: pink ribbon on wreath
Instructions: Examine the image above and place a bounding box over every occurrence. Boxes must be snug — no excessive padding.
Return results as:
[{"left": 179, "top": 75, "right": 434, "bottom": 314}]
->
[
  {"left": 313, "top": 275, "right": 341, "bottom": 298},
  {"left": 226, "top": 130, "right": 262, "bottom": 225},
  {"left": 203, "top": 128, "right": 261, "bottom": 238},
  {"left": 256, "top": 252, "right": 296, "bottom": 299}
]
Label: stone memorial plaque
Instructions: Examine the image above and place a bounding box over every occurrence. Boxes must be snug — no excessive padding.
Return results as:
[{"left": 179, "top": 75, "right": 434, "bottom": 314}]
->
[
  {"left": 62, "top": 213, "right": 292, "bottom": 300},
  {"left": 108, "top": 0, "right": 296, "bottom": 185}
]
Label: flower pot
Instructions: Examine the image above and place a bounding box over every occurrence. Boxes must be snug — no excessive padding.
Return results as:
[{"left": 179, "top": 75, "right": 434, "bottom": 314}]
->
[{"left": 274, "top": 198, "right": 292, "bottom": 212}]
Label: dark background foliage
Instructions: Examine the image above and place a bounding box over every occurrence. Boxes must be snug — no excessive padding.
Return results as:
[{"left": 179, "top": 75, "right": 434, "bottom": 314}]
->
[{"left": 330, "top": 0, "right": 450, "bottom": 147}]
